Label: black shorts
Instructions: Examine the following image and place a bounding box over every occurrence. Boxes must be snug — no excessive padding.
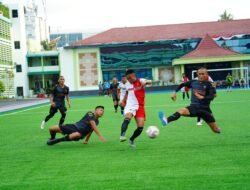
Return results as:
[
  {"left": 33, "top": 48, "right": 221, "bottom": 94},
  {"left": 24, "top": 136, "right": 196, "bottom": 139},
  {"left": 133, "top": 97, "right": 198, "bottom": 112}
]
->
[
  {"left": 186, "top": 105, "right": 215, "bottom": 123},
  {"left": 112, "top": 94, "right": 119, "bottom": 101},
  {"left": 59, "top": 124, "right": 90, "bottom": 139},
  {"left": 49, "top": 104, "right": 67, "bottom": 114},
  {"left": 59, "top": 124, "right": 79, "bottom": 135}
]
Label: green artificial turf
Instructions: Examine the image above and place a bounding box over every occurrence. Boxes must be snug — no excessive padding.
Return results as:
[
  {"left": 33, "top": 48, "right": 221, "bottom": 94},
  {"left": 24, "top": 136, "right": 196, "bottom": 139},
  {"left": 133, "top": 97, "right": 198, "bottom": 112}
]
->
[{"left": 0, "top": 90, "right": 250, "bottom": 190}]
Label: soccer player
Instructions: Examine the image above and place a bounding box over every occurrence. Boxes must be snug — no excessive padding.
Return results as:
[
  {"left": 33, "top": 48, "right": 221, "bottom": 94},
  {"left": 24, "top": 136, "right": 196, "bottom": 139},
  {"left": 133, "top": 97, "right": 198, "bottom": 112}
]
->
[
  {"left": 110, "top": 77, "right": 120, "bottom": 112},
  {"left": 47, "top": 106, "right": 106, "bottom": 146},
  {"left": 180, "top": 73, "right": 190, "bottom": 100},
  {"left": 120, "top": 70, "right": 152, "bottom": 147},
  {"left": 226, "top": 73, "right": 233, "bottom": 92},
  {"left": 196, "top": 75, "right": 216, "bottom": 126},
  {"left": 117, "top": 75, "right": 128, "bottom": 115},
  {"left": 98, "top": 81, "right": 103, "bottom": 96},
  {"left": 158, "top": 67, "right": 221, "bottom": 134},
  {"left": 40, "top": 76, "right": 70, "bottom": 129}
]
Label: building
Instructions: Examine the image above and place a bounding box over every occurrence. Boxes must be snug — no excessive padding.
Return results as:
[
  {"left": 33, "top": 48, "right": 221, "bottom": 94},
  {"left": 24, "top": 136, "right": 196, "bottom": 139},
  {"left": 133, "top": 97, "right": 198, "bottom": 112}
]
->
[
  {"left": 50, "top": 32, "right": 83, "bottom": 48},
  {"left": 60, "top": 19, "right": 250, "bottom": 91},
  {"left": 6, "top": 0, "right": 56, "bottom": 98},
  {"left": 0, "top": 4, "right": 14, "bottom": 97}
]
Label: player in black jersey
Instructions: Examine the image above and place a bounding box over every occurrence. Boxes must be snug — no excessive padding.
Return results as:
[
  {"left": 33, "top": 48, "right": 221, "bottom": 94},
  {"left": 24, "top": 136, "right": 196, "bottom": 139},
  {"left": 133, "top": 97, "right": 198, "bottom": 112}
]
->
[
  {"left": 47, "top": 106, "right": 106, "bottom": 146},
  {"left": 158, "top": 68, "right": 221, "bottom": 134},
  {"left": 110, "top": 77, "right": 119, "bottom": 112},
  {"left": 40, "top": 76, "right": 71, "bottom": 129}
]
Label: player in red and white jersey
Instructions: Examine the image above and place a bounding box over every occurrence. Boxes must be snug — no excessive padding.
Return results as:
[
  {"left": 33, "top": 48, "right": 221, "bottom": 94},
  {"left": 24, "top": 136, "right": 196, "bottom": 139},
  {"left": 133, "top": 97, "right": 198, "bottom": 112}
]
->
[
  {"left": 119, "top": 70, "right": 152, "bottom": 147},
  {"left": 180, "top": 73, "right": 190, "bottom": 100},
  {"left": 117, "top": 75, "right": 128, "bottom": 115}
]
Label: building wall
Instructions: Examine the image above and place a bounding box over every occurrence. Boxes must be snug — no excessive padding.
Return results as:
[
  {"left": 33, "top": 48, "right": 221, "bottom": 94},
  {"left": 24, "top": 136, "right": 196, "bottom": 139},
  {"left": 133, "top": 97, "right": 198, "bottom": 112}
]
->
[
  {"left": 9, "top": 2, "right": 29, "bottom": 97},
  {"left": 60, "top": 48, "right": 102, "bottom": 91},
  {"left": 0, "top": 15, "right": 14, "bottom": 97}
]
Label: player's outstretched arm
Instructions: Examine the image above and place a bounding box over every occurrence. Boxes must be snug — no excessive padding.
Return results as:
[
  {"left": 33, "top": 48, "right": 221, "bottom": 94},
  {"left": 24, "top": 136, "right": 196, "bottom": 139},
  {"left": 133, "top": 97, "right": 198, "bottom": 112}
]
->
[
  {"left": 120, "top": 91, "right": 128, "bottom": 107},
  {"left": 49, "top": 94, "right": 55, "bottom": 107},
  {"left": 66, "top": 95, "right": 71, "bottom": 108},
  {"left": 89, "top": 120, "right": 106, "bottom": 143},
  {"left": 171, "top": 92, "right": 177, "bottom": 101},
  {"left": 140, "top": 79, "right": 152, "bottom": 87},
  {"left": 83, "top": 131, "right": 93, "bottom": 144}
]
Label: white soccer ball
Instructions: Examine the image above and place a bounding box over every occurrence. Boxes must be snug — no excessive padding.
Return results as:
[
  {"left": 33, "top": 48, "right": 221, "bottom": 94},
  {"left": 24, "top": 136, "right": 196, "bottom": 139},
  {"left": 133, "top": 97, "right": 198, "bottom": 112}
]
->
[{"left": 146, "top": 126, "right": 160, "bottom": 139}]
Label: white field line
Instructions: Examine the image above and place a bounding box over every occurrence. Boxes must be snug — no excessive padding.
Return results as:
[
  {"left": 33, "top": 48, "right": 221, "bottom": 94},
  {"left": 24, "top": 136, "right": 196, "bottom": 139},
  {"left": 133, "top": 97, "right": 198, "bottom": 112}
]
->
[
  {"left": 0, "top": 99, "right": 249, "bottom": 117},
  {"left": 0, "top": 104, "right": 49, "bottom": 117}
]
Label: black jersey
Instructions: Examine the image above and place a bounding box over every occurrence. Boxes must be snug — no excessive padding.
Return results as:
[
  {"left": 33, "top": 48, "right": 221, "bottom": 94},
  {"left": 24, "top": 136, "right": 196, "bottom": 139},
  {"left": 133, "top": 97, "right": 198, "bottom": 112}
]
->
[
  {"left": 75, "top": 112, "right": 99, "bottom": 135},
  {"left": 52, "top": 85, "right": 69, "bottom": 105},
  {"left": 110, "top": 83, "right": 119, "bottom": 95},
  {"left": 175, "top": 80, "right": 215, "bottom": 107}
]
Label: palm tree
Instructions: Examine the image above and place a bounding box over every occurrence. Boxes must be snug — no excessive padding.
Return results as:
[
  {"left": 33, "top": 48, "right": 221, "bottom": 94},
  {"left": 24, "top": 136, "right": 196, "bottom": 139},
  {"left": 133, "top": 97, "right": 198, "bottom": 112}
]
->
[{"left": 219, "top": 10, "right": 233, "bottom": 21}]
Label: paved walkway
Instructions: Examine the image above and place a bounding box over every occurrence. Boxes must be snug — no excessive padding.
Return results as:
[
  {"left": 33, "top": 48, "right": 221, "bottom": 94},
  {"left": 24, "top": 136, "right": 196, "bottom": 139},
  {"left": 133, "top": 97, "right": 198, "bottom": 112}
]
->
[{"left": 0, "top": 98, "right": 49, "bottom": 113}]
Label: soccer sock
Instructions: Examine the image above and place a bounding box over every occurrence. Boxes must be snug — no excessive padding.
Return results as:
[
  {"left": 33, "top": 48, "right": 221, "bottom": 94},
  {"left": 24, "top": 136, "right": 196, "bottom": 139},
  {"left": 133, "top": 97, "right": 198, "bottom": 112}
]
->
[
  {"left": 58, "top": 135, "right": 71, "bottom": 142},
  {"left": 130, "top": 127, "right": 144, "bottom": 141},
  {"left": 186, "top": 92, "right": 190, "bottom": 99},
  {"left": 50, "top": 131, "right": 56, "bottom": 140},
  {"left": 114, "top": 104, "right": 118, "bottom": 111},
  {"left": 121, "top": 118, "right": 131, "bottom": 136},
  {"left": 120, "top": 106, "right": 124, "bottom": 115},
  {"left": 182, "top": 93, "right": 185, "bottom": 100},
  {"left": 167, "top": 112, "right": 181, "bottom": 123},
  {"left": 197, "top": 117, "right": 201, "bottom": 122}
]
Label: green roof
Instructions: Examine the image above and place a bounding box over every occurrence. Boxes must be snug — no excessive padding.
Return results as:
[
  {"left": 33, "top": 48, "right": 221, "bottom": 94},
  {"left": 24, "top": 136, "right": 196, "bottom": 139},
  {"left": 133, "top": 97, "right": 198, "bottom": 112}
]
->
[
  {"left": 173, "top": 54, "right": 250, "bottom": 65},
  {"left": 28, "top": 71, "right": 60, "bottom": 75},
  {"left": 26, "top": 51, "right": 59, "bottom": 58}
]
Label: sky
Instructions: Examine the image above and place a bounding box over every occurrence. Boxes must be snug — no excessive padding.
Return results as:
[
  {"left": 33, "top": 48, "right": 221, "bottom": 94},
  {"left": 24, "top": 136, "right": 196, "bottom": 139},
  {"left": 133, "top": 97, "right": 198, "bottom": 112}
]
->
[{"left": 3, "top": 0, "right": 250, "bottom": 34}]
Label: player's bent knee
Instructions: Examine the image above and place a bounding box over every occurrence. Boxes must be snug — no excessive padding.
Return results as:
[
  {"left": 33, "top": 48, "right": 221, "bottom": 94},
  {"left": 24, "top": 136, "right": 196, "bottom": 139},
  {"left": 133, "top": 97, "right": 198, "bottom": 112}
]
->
[
  {"left": 70, "top": 132, "right": 82, "bottom": 140},
  {"left": 178, "top": 108, "right": 189, "bottom": 116}
]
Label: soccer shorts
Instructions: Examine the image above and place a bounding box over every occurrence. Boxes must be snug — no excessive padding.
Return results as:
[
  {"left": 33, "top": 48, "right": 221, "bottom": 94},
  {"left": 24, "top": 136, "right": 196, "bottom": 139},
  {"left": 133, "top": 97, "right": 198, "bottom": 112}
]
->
[
  {"left": 124, "top": 105, "right": 146, "bottom": 119},
  {"left": 186, "top": 105, "right": 215, "bottom": 123},
  {"left": 49, "top": 104, "right": 67, "bottom": 114},
  {"left": 112, "top": 93, "right": 119, "bottom": 101},
  {"left": 59, "top": 124, "right": 79, "bottom": 135}
]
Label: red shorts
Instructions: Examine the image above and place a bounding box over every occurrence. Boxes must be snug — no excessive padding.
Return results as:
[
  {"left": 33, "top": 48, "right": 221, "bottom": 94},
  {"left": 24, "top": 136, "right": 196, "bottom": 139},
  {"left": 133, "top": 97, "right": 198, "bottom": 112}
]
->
[
  {"left": 184, "top": 87, "right": 189, "bottom": 92},
  {"left": 135, "top": 105, "right": 146, "bottom": 119}
]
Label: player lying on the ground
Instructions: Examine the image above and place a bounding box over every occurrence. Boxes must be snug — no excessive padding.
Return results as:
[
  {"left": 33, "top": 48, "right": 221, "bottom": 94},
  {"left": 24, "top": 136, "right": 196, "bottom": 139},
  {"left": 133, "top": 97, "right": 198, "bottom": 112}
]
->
[
  {"left": 47, "top": 106, "right": 106, "bottom": 146},
  {"left": 40, "top": 75, "right": 71, "bottom": 129},
  {"left": 119, "top": 69, "right": 152, "bottom": 147},
  {"left": 158, "top": 67, "right": 221, "bottom": 134}
]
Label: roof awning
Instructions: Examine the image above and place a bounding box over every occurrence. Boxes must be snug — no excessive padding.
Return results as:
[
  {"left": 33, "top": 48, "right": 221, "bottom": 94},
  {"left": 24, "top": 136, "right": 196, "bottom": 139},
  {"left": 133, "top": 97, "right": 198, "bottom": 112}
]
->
[
  {"left": 26, "top": 51, "right": 59, "bottom": 58},
  {"left": 173, "top": 54, "right": 250, "bottom": 65},
  {"left": 28, "top": 71, "right": 60, "bottom": 75}
]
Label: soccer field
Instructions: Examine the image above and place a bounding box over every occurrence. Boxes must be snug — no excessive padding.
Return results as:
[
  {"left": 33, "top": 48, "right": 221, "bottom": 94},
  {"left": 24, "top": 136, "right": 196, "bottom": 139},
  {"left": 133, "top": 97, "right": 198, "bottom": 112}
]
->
[{"left": 1, "top": 90, "right": 250, "bottom": 190}]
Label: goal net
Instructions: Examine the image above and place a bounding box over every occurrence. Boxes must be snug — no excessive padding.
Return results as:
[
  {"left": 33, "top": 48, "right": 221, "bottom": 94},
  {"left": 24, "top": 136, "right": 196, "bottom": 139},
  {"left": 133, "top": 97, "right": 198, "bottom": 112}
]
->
[{"left": 191, "top": 67, "right": 249, "bottom": 89}]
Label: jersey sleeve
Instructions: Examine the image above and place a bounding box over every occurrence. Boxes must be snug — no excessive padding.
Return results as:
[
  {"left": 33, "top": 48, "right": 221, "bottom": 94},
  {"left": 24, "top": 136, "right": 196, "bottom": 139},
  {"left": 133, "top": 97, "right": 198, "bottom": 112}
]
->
[
  {"left": 87, "top": 112, "right": 95, "bottom": 122},
  {"left": 205, "top": 82, "right": 215, "bottom": 100},
  {"left": 51, "top": 86, "right": 57, "bottom": 96},
  {"left": 175, "top": 80, "right": 192, "bottom": 92},
  {"left": 66, "top": 87, "right": 69, "bottom": 95}
]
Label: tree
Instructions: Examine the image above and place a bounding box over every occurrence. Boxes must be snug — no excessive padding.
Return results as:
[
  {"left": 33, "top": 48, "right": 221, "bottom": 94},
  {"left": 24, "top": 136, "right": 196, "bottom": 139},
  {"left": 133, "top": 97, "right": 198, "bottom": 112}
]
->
[
  {"left": 219, "top": 10, "right": 233, "bottom": 21},
  {"left": 0, "top": 80, "right": 5, "bottom": 96}
]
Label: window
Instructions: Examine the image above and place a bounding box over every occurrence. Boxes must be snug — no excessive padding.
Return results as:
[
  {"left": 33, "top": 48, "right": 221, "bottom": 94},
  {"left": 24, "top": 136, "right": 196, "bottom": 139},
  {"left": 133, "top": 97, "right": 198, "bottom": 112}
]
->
[
  {"left": 16, "top": 65, "right": 22, "bottom": 72},
  {"left": 12, "top": 10, "right": 18, "bottom": 18},
  {"left": 14, "top": 41, "right": 20, "bottom": 49}
]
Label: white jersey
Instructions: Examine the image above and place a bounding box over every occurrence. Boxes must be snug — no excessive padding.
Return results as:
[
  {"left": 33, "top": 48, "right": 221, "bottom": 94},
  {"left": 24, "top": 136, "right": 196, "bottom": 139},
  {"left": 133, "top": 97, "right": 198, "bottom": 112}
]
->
[
  {"left": 118, "top": 82, "right": 127, "bottom": 101},
  {"left": 125, "top": 78, "right": 146, "bottom": 107}
]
